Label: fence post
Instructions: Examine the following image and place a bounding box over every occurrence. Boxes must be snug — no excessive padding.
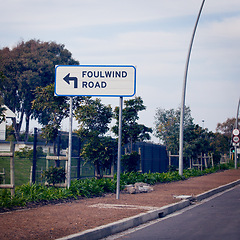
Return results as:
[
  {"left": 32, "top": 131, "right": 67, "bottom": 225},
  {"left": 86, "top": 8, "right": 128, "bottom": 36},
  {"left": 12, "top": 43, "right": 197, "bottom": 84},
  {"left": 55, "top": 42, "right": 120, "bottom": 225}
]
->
[
  {"left": 10, "top": 141, "right": 15, "bottom": 196},
  {"left": 32, "top": 128, "right": 37, "bottom": 184},
  {"left": 56, "top": 131, "right": 61, "bottom": 167},
  {"left": 168, "top": 151, "right": 171, "bottom": 167},
  {"left": 77, "top": 137, "right": 81, "bottom": 179}
]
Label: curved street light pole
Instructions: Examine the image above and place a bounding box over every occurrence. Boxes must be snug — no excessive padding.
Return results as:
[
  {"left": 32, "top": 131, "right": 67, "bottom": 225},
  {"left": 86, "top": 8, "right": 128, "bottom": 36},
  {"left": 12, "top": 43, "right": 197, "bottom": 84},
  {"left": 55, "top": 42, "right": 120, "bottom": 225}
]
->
[
  {"left": 179, "top": 0, "right": 206, "bottom": 175},
  {"left": 234, "top": 98, "right": 240, "bottom": 169},
  {"left": 235, "top": 98, "right": 240, "bottom": 129}
]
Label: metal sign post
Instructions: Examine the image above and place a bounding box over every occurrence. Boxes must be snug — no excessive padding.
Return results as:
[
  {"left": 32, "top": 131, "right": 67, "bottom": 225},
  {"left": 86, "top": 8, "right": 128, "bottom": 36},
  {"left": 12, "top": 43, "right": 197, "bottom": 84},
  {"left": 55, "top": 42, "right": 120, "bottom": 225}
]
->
[
  {"left": 67, "top": 97, "right": 73, "bottom": 188},
  {"left": 232, "top": 128, "right": 240, "bottom": 169},
  {"left": 116, "top": 97, "right": 123, "bottom": 199},
  {"left": 55, "top": 65, "right": 136, "bottom": 191}
]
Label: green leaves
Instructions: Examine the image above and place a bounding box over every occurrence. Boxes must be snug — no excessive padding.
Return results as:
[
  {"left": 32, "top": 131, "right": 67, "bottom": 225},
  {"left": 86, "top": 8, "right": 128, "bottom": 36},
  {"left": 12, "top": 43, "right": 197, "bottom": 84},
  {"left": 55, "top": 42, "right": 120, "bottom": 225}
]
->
[
  {"left": 32, "top": 83, "right": 69, "bottom": 142},
  {"left": 74, "top": 98, "right": 115, "bottom": 178},
  {"left": 0, "top": 164, "right": 234, "bottom": 210},
  {"left": 121, "top": 152, "right": 140, "bottom": 173},
  {"left": 117, "top": 171, "right": 184, "bottom": 186},
  {"left": 43, "top": 167, "right": 66, "bottom": 186},
  {"left": 75, "top": 97, "right": 112, "bottom": 138},
  {"left": 80, "top": 136, "right": 117, "bottom": 178},
  {"left": 0, "top": 39, "right": 79, "bottom": 141},
  {"left": 113, "top": 96, "right": 152, "bottom": 148},
  {"left": 154, "top": 106, "right": 194, "bottom": 154}
]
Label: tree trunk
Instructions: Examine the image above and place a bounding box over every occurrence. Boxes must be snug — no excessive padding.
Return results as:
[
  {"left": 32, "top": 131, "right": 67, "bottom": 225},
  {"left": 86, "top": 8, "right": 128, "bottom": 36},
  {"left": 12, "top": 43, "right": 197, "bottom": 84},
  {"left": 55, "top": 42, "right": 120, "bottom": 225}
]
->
[
  {"left": 12, "top": 118, "right": 20, "bottom": 142},
  {"left": 130, "top": 137, "right": 133, "bottom": 153},
  {"left": 95, "top": 163, "right": 103, "bottom": 179},
  {"left": 24, "top": 114, "right": 30, "bottom": 142},
  {"left": 13, "top": 108, "right": 25, "bottom": 142}
]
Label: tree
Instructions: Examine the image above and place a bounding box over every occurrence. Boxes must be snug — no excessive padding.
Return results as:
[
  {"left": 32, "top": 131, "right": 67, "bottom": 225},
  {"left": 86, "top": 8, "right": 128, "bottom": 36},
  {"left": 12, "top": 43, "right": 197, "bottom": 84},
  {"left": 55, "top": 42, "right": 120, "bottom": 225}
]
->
[
  {"left": 154, "top": 106, "right": 231, "bottom": 166},
  {"left": 216, "top": 117, "right": 238, "bottom": 138},
  {"left": 183, "top": 124, "right": 214, "bottom": 159},
  {"left": 32, "top": 84, "right": 69, "bottom": 146},
  {"left": 211, "top": 132, "right": 229, "bottom": 161},
  {"left": 215, "top": 117, "right": 239, "bottom": 159},
  {"left": 75, "top": 98, "right": 112, "bottom": 139},
  {"left": 81, "top": 136, "right": 117, "bottom": 178},
  {"left": 0, "top": 39, "right": 79, "bottom": 141},
  {"left": 0, "top": 95, "right": 6, "bottom": 124},
  {"left": 154, "top": 106, "right": 194, "bottom": 154},
  {"left": 75, "top": 98, "right": 114, "bottom": 178},
  {"left": 112, "top": 96, "right": 152, "bottom": 152}
]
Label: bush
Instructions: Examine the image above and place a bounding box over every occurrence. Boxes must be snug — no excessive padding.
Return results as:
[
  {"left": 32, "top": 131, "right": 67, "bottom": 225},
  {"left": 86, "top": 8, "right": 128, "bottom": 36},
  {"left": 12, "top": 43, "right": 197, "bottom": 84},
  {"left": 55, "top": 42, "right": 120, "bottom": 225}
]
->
[
  {"left": 121, "top": 152, "right": 140, "bottom": 172},
  {"left": 43, "top": 167, "right": 66, "bottom": 186},
  {"left": 0, "top": 163, "right": 234, "bottom": 210}
]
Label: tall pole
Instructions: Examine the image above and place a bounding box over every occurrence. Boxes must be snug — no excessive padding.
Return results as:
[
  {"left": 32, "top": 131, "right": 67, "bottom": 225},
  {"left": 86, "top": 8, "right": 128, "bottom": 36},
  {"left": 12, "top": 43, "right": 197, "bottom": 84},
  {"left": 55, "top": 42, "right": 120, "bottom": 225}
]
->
[
  {"left": 32, "top": 128, "right": 37, "bottom": 184},
  {"left": 67, "top": 97, "right": 73, "bottom": 188},
  {"left": 234, "top": 98, "right": 240, "bottom": 169},
  {"left": 179, "top": 0, "right": 206, "bottom": 175},
  {"left": 235, "top": 98, "right": 240, "bottom": 129},
  {"left": 116, "top": 96, "right": 123, "bottom": 199}
]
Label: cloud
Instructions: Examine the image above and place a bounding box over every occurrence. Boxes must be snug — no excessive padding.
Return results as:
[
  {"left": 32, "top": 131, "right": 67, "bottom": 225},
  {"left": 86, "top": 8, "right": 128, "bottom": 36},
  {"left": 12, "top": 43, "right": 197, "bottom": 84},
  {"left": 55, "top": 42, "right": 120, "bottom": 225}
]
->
[{"left": 1, "top": 0, "right": 240, "bottom": 141}]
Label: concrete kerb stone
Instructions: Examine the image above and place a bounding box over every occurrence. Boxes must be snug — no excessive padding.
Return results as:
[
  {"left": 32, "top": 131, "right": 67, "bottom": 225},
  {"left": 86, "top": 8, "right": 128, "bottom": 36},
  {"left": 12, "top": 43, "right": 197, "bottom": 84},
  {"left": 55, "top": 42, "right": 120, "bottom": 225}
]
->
[
  {"left": 194, "top": 179, "right": 240, "bottom": 202},
  {"left": 57, "top": 200, "right": 191, "bottom": 240},
  {"left": 57, "top": 179, "right": 240, "bottom": 240}
]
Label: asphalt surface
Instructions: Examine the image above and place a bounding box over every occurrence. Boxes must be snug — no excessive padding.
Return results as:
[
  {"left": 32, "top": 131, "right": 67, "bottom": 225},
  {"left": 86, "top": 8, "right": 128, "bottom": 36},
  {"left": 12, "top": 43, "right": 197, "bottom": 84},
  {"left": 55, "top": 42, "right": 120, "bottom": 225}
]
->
[{"left": 107, "top": 185, "right": 240, "bottom": 240}]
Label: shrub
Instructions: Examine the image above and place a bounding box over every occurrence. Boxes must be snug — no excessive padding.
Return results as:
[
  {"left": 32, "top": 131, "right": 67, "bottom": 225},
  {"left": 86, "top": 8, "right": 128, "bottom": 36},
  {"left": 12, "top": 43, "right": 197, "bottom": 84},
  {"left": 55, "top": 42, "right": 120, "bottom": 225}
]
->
[
  {"left": 121, "top": 152, "right": 140, "bottom": 172},
  {"left": 0, "top": 163, "right": 234, "bottom": 210},
  {"left": 43, "top": 167, "right": 66, "bottom": 186}
]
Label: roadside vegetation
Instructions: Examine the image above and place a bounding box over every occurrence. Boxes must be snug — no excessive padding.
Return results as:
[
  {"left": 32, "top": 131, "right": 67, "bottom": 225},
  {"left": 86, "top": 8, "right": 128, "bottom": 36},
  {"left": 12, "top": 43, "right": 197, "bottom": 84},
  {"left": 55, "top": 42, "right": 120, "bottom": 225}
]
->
[
  {"left": 0, "top": 40, "right": 238, "bottom": 212},
  {"left": 0, "top": 162, "right": 234, "bottom": 210}
]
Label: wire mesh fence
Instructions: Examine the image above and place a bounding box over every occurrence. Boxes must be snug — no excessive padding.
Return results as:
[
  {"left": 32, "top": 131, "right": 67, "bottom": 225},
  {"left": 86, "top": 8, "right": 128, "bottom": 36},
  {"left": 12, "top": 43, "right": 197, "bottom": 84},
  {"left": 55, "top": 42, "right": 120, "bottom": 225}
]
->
[
  {"left": 0, "top": 128, "right": 169, "bottom": 186},
  {"left": 0, "top": 129, "right": 96, "bottom": 186}
]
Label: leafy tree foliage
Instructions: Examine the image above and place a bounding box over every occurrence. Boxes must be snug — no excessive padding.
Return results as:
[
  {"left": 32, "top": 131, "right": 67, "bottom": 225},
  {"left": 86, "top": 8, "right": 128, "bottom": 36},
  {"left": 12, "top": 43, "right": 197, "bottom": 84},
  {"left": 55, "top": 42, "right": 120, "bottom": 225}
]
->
[
  {"left": 183, "top": 124, "right": 214, "bottom": 160},
  {"left": 81, "top": 136, "right": 117, "bottom": 178},
  {"left": 75, "top": 98, "right": 112, "bottom": 138},
  {"left": 43, "top": 167, "right": 66, "bottom": 186},
  {"left": 121, "top": 151, "right": 140, "bottom": 172},
  {"left": 32, "top": 83, "right": 69, "bottom": 143},
  {"left": 155, "top": 107, "right": 234, "bottom": 166},
  {"left": 0, "top": 95, "right": 6, "bottom": 124},
  {"left": 0, "top": 39, "right": 78, "bottom": 141},
  {"left": 216, "top": 117, "right": 238, "bottom": 138},
  {"left": 112, "top": 96, "right": 152, "bottom": 151},
  {"left": 75, "top": 98, "right": 114, "bottom": 178},
  {"left": 154, "top": 106, "right": 194, "bottom": 154},
  {"left": 211, "top": 132, "right": 229, "bottom": 159},
  {"left": 215, "top": 117, "right": 239, "bottom": 156}
]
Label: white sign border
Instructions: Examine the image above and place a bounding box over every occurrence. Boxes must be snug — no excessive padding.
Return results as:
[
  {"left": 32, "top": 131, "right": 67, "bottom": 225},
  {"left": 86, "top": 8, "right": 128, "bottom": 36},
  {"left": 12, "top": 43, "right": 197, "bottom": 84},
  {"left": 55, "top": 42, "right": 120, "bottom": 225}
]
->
[{"left": 55, "top": 65, "right": 136, "bottom": 97}]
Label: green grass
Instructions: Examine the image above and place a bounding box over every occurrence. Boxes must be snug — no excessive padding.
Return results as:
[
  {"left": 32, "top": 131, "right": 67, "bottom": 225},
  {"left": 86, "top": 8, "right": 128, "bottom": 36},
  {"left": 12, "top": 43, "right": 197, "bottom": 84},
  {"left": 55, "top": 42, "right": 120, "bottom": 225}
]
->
[
  {"left": 0, "top": 157, "right": 32, "bottom": 186},
  {"left": 0, "top": 156, "right": 95, "bottom": 186}
]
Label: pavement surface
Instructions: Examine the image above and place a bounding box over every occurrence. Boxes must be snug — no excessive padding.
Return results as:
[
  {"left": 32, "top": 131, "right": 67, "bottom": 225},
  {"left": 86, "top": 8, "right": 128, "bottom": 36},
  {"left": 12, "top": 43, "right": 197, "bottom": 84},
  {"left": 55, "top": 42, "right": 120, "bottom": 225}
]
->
[
  {"left": 105, "top": 184, "right": 240, "bottom": 240},
  {"left": 0, "top": 168, "right": 240, "bottom": 240}
]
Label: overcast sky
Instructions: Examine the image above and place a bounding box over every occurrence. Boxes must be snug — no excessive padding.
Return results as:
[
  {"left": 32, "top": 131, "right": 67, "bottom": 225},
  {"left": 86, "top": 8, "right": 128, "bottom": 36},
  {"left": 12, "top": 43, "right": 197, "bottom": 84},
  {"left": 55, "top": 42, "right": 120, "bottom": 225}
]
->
[{"left": 1, "top": 0, "right": 240, "bottom": 143}]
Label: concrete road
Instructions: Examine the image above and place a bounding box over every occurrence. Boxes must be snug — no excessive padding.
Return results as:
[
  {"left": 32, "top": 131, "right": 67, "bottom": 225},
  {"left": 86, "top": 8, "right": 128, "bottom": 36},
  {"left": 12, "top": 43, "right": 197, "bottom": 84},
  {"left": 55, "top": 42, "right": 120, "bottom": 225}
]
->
[{"left": 107, "top": 185, "right": 240, "bottom": 240}]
